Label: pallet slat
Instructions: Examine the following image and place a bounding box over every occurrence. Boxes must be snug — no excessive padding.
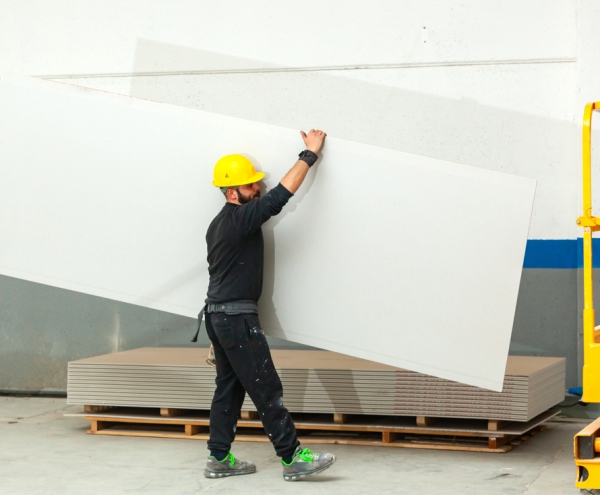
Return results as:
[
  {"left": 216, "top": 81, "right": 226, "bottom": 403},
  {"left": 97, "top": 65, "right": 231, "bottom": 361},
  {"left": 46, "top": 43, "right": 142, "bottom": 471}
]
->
[{"left": 75, "top": 407, "right": 559, "bottom": 454}]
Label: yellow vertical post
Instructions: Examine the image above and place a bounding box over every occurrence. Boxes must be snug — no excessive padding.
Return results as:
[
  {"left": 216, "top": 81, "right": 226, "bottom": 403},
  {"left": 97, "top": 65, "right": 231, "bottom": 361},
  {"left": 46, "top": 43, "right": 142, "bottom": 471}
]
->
[
  {"left": 579, "top": 102, "right": 600, "bottom": 404},
  {"left": 574, "top": 102, "right": 600, "bottom": 491},
  {"left": 583, "top": 103, "right": 595, "bottom": 350}
]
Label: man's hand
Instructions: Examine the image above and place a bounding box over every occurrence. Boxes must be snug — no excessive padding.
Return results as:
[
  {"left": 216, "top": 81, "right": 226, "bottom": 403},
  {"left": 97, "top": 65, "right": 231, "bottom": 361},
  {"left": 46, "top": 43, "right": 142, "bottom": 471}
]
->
[
  {"left": 280, "top": 129, "right": 327, "bottom": 194},
  {"left": 301, "top": 129, "right": 327, "bottom": 154}
]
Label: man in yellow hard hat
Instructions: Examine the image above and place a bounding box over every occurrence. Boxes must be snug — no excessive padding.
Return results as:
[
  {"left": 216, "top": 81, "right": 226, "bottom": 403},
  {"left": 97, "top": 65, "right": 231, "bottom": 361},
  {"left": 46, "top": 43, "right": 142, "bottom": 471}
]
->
[{"left": 200, "top": 129, "right": 335, "bottom": 481}]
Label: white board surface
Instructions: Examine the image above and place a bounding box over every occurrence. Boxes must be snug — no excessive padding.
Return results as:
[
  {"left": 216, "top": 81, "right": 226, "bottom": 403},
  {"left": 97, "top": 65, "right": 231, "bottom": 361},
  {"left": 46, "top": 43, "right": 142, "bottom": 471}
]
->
[{"left": 0, "top": 74, "right": 535, "bottom": 391}]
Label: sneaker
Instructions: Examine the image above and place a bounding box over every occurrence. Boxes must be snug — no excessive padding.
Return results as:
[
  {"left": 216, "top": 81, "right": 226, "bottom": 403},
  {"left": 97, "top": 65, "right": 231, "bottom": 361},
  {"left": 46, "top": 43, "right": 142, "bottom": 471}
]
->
[
  {"left": 204, "top": 452, "right": 256, "bottom": 478},
  {"left": 281, "top": 447, "right": 336, "bottom": 481}
]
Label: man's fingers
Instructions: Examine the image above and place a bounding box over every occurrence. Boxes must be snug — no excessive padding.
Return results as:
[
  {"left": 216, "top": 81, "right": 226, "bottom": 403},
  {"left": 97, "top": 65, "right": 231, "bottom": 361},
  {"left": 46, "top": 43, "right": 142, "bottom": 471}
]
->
[{"left": 303, "top": 128, "right": 327, "bottom": 147}]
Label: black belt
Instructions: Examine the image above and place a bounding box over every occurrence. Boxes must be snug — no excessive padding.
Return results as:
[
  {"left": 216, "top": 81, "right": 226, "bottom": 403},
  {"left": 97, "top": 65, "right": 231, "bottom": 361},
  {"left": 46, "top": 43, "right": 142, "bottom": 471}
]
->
[{"left": 191, "top": 301, "right": 258, "bottom": 342}]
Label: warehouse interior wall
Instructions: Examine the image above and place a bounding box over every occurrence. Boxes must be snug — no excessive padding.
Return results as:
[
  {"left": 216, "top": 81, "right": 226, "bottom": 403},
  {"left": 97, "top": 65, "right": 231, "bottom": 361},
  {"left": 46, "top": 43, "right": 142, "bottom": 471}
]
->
[{"left": 0, "top": 0, "right": 593, "bottom": 391}]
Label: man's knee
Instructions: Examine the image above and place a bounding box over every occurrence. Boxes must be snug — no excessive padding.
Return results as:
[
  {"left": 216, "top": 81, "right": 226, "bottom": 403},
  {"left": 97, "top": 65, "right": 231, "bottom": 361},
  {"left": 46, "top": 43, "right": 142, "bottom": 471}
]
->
[{"left": 252, "top": 388, "right": 286, "bottom": 412}]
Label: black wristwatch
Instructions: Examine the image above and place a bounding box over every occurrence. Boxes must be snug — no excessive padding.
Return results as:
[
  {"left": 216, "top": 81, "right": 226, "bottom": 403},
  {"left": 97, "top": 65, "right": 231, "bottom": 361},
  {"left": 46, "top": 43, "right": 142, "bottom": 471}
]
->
[{"left": 298, "top": 149, "right": 318, "bottom": 167}]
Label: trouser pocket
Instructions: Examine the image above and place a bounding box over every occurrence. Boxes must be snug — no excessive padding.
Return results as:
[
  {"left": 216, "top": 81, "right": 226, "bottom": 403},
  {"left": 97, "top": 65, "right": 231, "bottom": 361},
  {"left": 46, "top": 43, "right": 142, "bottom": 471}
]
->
[
  {"left": 244, "top": 318, "right": 252, "bottom": 340},
  {"left": 213, "top": 322, "right": 237, "bottom": 349}
]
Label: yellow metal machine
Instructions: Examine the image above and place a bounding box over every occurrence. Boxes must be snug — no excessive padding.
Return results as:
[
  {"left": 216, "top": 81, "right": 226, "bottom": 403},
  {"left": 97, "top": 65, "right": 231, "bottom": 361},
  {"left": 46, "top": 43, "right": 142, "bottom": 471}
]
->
[{"left": 575, "top": 102, "right": 600, "bottom": 489}]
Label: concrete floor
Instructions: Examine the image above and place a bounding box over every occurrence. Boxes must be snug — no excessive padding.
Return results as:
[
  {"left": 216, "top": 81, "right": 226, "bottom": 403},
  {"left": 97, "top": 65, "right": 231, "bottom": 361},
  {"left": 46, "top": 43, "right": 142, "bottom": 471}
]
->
[{"left": 0, "top": 397, "right": 587, "bottom": 495}]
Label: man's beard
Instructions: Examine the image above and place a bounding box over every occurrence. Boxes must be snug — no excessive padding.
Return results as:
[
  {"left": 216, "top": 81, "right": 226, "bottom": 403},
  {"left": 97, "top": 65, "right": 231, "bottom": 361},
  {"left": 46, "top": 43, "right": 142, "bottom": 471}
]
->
[{"left": 236, "top": 188, "right": 260, "bottom": 204}]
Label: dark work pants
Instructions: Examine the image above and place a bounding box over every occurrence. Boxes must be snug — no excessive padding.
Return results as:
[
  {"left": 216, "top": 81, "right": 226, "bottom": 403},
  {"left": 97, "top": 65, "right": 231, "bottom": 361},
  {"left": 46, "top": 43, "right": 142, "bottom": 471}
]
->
[{"left": 205, "top": 312, "right": 300, "bottom": 458}]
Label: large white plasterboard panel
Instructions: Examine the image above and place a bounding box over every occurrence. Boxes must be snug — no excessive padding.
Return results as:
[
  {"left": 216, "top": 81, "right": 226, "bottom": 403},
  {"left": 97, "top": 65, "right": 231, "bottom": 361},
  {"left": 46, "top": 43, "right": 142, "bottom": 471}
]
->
[{"left": 0, "top": 74, "right": 535, "bottom": 390}]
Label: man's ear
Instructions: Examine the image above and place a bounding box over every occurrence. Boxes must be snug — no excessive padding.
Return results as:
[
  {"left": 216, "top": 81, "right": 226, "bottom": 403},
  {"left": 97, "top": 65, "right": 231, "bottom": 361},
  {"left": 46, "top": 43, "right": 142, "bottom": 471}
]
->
[{"left": 226, "top": 188, "right": 237, "bottom": 202}]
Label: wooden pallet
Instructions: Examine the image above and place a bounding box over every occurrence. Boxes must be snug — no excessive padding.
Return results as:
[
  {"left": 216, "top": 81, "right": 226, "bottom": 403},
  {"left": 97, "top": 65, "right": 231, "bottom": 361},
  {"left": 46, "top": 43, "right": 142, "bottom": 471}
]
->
[{"left": 70, "top": 407, "right": 560, "bottom": 453}]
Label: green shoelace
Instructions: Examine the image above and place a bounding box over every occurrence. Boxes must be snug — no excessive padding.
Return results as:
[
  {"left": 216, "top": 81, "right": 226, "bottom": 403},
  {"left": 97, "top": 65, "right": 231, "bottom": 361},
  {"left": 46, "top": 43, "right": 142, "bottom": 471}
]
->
[
  {"left": 214, "top": 452, "right": 235, "bottom": 467},
  {"left": 282, "top": 448, "right": 317, "bottom": 465},
  {"left": 298, "top": 448, "right": 318, "bottom": 462}
]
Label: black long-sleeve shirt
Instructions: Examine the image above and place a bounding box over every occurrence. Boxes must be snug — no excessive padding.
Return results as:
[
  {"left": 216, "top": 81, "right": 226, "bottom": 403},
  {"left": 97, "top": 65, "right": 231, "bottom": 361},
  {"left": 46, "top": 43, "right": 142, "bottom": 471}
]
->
[{"left": 205, "top": 183, "right": 293, "bottom": 304}]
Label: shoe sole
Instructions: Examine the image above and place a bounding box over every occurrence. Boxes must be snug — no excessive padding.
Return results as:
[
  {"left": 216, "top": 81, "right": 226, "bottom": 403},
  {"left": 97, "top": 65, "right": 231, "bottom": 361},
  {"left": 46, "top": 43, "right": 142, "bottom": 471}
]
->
[
  {"left": 283, "top": 456, "right": 336, "bottom": 482},
  {"left": 204, "top": 467, "right": 256, "bottom": 478}
]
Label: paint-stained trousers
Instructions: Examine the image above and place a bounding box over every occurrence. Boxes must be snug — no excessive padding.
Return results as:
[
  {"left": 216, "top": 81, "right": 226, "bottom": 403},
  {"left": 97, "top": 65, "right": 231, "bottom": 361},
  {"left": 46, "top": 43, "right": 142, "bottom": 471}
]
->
[{"left": 205, "top": 312, "right": 300, "bottom": 458}]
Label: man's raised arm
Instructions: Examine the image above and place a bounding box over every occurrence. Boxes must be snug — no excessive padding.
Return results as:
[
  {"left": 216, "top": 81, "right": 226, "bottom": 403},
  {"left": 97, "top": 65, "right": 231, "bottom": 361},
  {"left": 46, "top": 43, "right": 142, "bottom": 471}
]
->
[{"left": 280, "top": 129, "right": 327, "bottom": 194}]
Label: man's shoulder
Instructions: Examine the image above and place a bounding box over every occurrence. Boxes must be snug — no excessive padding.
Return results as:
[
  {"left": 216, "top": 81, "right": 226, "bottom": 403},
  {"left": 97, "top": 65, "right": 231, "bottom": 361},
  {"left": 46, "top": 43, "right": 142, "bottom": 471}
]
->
[
  {"left": 207, "top": 203, "right": 238, "bottom": 233},
  {"left": 213, "top": 203, "right": 237, "bottom": 219}
]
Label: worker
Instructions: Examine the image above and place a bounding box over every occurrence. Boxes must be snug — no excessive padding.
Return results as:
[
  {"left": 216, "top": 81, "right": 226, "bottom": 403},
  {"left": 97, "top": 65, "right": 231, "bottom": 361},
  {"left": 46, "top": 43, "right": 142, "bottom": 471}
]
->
[{"left": 201, "top": 129, "right": 336, "bottom": 481}]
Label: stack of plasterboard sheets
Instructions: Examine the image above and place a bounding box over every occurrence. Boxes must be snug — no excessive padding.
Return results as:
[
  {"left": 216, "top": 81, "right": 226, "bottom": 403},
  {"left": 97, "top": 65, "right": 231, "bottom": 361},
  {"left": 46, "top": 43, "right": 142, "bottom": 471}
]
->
[{"left": 67, "top": 348, "right": 565, "bottom": 421}]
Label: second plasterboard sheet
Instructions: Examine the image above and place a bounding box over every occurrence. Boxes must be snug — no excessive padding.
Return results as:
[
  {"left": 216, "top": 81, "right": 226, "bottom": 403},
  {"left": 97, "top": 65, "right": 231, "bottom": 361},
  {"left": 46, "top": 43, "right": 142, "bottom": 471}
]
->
[{"left": 0, "top": 74, "right": 535, "bottom": 390}]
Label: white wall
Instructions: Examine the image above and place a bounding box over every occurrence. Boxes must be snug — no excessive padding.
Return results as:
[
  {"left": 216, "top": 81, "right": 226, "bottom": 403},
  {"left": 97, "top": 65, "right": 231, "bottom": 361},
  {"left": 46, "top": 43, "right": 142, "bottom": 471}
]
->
[
  {"left": 0, "top": 1, "right": 576, "bottom": 73},
  {"left": 0, "top": 0, "right": 583, "bottom": 240}
]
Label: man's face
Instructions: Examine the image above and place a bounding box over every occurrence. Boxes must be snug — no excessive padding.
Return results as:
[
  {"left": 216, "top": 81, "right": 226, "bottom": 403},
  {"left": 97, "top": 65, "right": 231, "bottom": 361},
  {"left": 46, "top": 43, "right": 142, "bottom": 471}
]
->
[{"left": 234, "top": 182, "right": 261, "bottom": 204}]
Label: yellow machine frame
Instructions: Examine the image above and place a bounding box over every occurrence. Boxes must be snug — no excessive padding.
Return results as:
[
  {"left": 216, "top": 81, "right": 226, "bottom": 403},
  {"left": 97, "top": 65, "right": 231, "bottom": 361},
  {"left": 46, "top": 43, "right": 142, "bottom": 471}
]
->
[{"left": 575, "top": 102, "right": 600, "bottom": 489}]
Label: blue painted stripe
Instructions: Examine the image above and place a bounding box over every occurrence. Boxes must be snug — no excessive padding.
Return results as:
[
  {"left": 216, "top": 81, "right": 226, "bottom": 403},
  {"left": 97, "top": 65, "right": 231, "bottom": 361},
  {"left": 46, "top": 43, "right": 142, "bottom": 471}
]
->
[
  {"left": 523, "top": 239, "right": 600, "bottom": 269},
  {"left": 524, "top": 240, "right": 577, "bottom": 268}
]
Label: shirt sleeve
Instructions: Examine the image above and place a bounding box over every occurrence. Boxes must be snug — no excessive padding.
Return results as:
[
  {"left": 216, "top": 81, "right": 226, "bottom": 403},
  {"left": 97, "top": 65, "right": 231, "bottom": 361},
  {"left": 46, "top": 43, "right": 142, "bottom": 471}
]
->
[{"left": 231, "top": 183, "right": 294, "bottom": 236}]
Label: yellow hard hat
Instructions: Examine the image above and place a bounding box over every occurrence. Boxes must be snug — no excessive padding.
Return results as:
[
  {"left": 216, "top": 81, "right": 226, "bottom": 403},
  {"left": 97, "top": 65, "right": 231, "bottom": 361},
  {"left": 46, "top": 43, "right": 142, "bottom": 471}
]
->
[{"left": 212, "top": 154, "right": 265, "bottom": 187}]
